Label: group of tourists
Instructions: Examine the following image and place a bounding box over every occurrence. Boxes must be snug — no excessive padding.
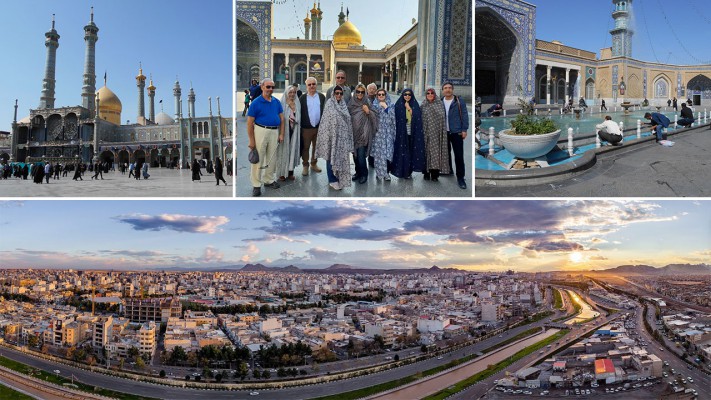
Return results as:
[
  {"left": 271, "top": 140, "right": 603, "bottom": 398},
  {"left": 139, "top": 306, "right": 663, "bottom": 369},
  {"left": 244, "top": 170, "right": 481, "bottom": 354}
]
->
[
  {"left": 246, "top": 71, "right": 469, "bottom": 196},
  {"left": 191, "top": 156, "right": 228, "bottom": 185},
  {"left": 1, "top": 161, "right": 88, "bottom": 183}
]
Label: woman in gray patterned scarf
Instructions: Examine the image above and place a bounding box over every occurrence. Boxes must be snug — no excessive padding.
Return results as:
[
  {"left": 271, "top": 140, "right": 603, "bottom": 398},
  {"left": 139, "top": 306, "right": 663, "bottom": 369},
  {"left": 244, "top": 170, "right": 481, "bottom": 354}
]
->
[
  {"left": 421, "top": 87, "right": 451, "bottom": 181},
  {"left": 348, "top": 84, "right": 378, "bottom": 184},
  {"left": 315, "top": 86, "right": 354, "bottom": 190}
]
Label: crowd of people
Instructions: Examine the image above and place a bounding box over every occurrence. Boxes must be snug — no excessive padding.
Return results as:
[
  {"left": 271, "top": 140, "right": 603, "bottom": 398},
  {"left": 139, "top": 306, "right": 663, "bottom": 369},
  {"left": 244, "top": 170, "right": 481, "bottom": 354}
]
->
[
  {"left": 245, "top": 72, "right": 469, "bottom": 196},
  {"left": 1, "top": 156, "right": 232, "bottom": 186}
]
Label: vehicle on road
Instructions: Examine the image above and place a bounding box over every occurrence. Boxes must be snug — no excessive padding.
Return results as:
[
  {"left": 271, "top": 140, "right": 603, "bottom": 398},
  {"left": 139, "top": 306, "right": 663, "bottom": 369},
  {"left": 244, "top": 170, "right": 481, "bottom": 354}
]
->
[
  {"left": 250, "top": 392, "right": 259, "bottom": 396},
  {"left": 437, "top": 356, "right": 443, "bottom": 360}
]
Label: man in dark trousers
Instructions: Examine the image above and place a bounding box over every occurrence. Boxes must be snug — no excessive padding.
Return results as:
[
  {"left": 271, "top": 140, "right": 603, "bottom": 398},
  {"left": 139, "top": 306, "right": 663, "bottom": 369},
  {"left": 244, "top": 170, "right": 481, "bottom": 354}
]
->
[
  {"left": 92, "top": 161, "right": 103, "bottom": 180},
  {"left": 299, "top": 76, "right": 326, "bottom": 176},
  {"left": 644, "top": 112, "right": 671, "bottom": 142},
  {"left": 441, "top": 82, "right": 470, "bottom": 190},
  {"left": 678, "top": 103, "right": 694, "bottom": 128}
]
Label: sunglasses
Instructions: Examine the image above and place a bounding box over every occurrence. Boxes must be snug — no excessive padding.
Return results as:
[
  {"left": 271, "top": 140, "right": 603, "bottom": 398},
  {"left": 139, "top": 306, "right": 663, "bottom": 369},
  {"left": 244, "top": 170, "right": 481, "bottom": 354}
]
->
[
  {"left": 265, "top": 85, "right": 274, "bottom": 89},
  {"left": 426, "top": 92, "right": 435, "bottom": 95},
  {"left": 336, "top": 76, "right": 345, "bottom": 79},
  {"left": 356, "top": 90, "right": 365, "bottom": 94},
  {"left": 334, "top": 92, "right": 343, "bottom": 96},
  {"left": 403, "top": 93, "right": 412, "bottom": 97},
  {"left": 307, "top": 83, "right": 316, "bottom": 86},
  {"left": 377, "top": 93, "right": 386, "bottom": 96}
]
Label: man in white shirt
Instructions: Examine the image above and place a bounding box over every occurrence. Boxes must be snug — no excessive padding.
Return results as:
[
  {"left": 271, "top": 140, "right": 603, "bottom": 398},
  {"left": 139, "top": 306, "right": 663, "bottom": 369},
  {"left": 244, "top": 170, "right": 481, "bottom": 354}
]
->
[{"left": 595, "top": 115, "right": 623, "bottom": 146}]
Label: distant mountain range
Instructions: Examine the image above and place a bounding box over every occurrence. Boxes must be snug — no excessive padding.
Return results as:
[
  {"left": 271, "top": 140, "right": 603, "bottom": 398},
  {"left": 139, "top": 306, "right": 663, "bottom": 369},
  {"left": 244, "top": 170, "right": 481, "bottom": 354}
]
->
[
  {"left": 591, "top": 263, "right": 711, "bottom": 275},
  {"left": 203, "top": 263, "right": 457, "bottom": 274}
]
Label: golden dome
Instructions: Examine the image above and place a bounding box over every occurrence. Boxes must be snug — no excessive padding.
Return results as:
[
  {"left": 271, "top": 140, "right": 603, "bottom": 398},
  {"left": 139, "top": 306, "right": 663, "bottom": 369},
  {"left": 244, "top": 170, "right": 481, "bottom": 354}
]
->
[
  {"left": 333, "top": 20, "right": 362, "bottom": 49},
  {"left": 304, "top": 12, "right": 311, "bottom": 23},
  {"left": 310, "top": 2, "right": 318, "bottom": 14},
  {"left": 96, "top": 85, "right": 122, "bottom": 125},
  {"left": 147, "top": 79, "right": 156, "bottom": 92}
]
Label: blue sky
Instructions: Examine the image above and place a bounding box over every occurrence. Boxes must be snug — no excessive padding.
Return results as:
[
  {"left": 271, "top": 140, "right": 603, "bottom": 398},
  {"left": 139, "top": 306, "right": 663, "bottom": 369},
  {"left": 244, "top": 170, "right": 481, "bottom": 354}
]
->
[
  {"left": 0, "top": 200, "right": 708, "bottom": 271},
  {"left": 271, "top": 0, "right": 419, "bottom": 49},
  {"left": 0, "top": 0, "right": 232, "bottom": 131},
  {"left": 533, "top": 0, "right": 711, "bottom": 65}
]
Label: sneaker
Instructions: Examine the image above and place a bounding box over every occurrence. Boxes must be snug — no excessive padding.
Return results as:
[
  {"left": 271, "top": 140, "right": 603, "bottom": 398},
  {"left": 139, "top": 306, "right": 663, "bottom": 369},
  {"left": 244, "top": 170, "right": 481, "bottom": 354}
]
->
[
  {"left": 252, "top": 187, "right": 261, "bottom": 197},
  {"left": 265, "top": 181, "right": 280, "bottom": 189},
  {"left": 329, "top": 182, "right": 342, "bottom": 190},
  {"left": 458, "top": 178, "right": 467, "bottom": 189}
]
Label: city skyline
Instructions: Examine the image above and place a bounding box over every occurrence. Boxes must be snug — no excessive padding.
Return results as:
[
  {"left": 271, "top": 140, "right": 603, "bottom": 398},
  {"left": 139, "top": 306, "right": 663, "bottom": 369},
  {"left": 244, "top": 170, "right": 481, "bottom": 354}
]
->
[
  {"left": 0, "top": 200, "right": 708, "bottom": 271},
  {"left": 0, "top": 0, "right": 232, "bottom": 129}
]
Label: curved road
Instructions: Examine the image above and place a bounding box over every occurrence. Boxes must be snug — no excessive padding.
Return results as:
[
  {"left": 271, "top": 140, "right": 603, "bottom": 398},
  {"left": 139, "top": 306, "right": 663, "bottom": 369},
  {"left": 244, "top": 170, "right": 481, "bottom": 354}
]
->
[{"left": 0, "top": 315, "right": 559, "bottom": 400}]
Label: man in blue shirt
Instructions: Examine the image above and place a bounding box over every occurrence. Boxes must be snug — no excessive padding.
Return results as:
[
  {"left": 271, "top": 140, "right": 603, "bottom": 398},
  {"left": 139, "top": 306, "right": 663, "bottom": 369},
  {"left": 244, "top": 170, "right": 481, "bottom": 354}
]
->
[
  {"left": 644, "top": 112, "right": 670, "bottom": 142},
  {"left": 247, "top": 78, "right": 284, "bottom": 196},
  {"left": 442, "top": 82, "right": 470, "bottom": 190}
]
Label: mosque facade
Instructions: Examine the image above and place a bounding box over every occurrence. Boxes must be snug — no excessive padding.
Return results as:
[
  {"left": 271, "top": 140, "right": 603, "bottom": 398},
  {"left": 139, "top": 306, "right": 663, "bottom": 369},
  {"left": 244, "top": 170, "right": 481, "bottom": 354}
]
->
[
  {"left": 236, "top": 0, "right": 472, "bottom": 102},
  {"left": 476, "top": 0, "right": 711, "bottom": 107},
  {"left": 7, "top": 9, "right": 232, "bottom": 168}
]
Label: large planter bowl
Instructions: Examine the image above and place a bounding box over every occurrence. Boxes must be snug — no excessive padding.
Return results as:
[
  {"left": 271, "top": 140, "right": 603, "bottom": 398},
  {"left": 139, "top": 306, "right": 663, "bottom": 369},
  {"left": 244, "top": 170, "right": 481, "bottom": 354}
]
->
[{"left": 499, "top": 129, "right": 562, "bottom": 159}]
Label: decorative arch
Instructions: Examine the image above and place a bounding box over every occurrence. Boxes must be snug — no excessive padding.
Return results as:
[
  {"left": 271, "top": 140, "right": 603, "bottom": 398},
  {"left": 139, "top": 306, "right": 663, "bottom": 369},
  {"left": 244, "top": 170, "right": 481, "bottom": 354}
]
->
[
  {"left": 627, "top": 74, "right": 641, "bottom": 98},
  {"left": 652, "top": 75, "right": 671, "bottom": 99},
  {"left": 585, "top": 78, "right": 595, "bottom": 100}
]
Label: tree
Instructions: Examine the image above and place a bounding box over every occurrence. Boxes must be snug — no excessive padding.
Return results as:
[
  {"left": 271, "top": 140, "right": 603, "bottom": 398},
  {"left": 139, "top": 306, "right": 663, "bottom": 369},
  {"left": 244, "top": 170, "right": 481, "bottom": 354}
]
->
[
  {"left": 127, "top": 346, "right": 139, "bottom": 360},
  {"left": 159, "top": 370, "right": 166, "bottom": 378},
  {"left": 215, "top": 373, "right": 223, "bottom": 382},
  {"left": 262, "top": 370, "right": 271, "bottom": 379},
  {"left": 27, "top": 335, "right": 39, "bottom": 348},
  {"left": 170, "top": 346, "right": 188, "bottom": 365},
  {"left": 253, "top": 369, "right": 261, "bottom": 379},
  {"left": 118, "top": 357, "right": 125, "bottom": 370},
  {"left": 421, "top": 344, "right": 428, "bottom": 353},
  {"left": 277, "top": 367, "right": 287, "bottom": 377},
  {"left": 135, "top": 356, "right": 145, "bottom": 370},
  {"left": 238, "top": 362, "right": 249, "bottom": 381}
]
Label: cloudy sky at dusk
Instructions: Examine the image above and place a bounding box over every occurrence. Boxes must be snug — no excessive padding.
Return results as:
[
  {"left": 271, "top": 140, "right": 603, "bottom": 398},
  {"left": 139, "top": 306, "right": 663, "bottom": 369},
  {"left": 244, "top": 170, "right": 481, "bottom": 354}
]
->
[{"left": 0, "top": 200, "right": 708, "bottom": 272}]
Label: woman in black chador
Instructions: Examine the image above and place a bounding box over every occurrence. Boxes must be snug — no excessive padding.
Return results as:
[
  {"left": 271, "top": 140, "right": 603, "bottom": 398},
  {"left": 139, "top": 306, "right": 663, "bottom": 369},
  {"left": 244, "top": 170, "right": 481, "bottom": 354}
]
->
[
  {"left": 214, "top": 157, "right": 227, "bottom": 185},
  {"left": 72, "top": 162, "right": 83, "bottom": 180},
  {"left": 191, "top": 159, "right": 202, "bottom": 182},
  {"left": 391, "top": 88, "right": 425, "bottom": 179}
]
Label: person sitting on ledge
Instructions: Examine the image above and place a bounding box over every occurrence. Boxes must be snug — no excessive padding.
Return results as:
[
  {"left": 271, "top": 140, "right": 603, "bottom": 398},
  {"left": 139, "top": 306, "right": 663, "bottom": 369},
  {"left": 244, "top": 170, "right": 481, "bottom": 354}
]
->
[
  {"left": 678, "top": 103, "right": 695, "bottom": 128},
  {"left": 578, "top": 97, "right": 588, "bottom": 110},
  {"left": 595, "top": 115, "right": 623, "bottom": 146},
  {"left": 642, "top": 98, "right": 649, "bottom": 107}
]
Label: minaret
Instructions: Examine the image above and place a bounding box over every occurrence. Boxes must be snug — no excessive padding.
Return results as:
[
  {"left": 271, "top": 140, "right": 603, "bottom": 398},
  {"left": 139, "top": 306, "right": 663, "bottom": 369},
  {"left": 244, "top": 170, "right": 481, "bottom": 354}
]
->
[
  {"left": 147, "top": 75, "right": 156, "bottom": 122},
  {"left": 610, "top": 0, "right": 633, "bottom": 57},
  {"left": 317, "top": 2, "right": 323, "bottom": 40},
  {"left": 304, "top": 12, "right": 312, "bottom": 41},
  {"left": 310, "top": 3, "right": 318, "bottom": 40},
  {"left": 188, "top": 85, "right": 196, "bottom": 119},
  {"left": 173, "top": 78, "right": 182, "bottom": 120},
  {"left": 10, "top": 100, "right": 18, "bottom": 162},
  {"left": 136, "top": 63, "right": 146, "bottom": 121},
  {"left": 81, "top": 7, "right": 99, "bottom": 113},
  {"left": 39, "top": 14, "right": 60, "bottom": 109},
  {"left": 338, "top": 4, "right": 346, "bottom": 26}
]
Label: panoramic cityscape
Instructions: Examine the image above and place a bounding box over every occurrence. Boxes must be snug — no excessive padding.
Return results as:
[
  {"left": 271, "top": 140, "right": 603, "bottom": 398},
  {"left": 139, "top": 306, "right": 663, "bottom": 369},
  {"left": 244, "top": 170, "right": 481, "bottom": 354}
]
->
[{"left": 0, "top": 200, "right": 708, "bottom": 399}]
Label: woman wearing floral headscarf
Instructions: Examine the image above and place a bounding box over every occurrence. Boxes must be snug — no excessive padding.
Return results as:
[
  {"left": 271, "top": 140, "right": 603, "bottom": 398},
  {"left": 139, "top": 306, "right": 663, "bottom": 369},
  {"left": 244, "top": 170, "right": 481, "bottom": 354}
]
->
[
  {"left": 315, "top": 86, "right": 354, "bottom": 190},
  {"left": 371, "top": 88, "right": 396, "bottom": 181},
  {"left": 420, "top": 87, "right": 450, "bottom": 181},
  {"left": 392, "top": 88, "right": 425, "bottom": 179}
]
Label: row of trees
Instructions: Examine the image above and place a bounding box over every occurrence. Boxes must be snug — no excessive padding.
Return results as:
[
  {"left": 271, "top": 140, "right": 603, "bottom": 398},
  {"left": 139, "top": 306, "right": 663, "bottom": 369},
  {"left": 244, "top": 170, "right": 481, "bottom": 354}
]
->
[
  {"left": 257, "top": 341, "right": 312, "bottom": 368},
  {"left": 162, "top": 344, "right": 251, "bottom": 367}
]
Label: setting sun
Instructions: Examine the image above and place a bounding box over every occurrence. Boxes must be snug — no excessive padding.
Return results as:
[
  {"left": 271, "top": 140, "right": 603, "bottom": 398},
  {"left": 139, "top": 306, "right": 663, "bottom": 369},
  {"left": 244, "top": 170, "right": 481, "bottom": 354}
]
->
[{"left": 569, "top": 251, "right": 584, "bottom": 263}]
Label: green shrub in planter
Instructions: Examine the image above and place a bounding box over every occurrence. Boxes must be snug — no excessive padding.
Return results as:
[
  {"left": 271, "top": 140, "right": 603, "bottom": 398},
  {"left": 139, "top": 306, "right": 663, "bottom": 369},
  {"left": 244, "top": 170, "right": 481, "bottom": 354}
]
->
[{"left": 509, "top": 114, "right": 558, "bottom": 135}]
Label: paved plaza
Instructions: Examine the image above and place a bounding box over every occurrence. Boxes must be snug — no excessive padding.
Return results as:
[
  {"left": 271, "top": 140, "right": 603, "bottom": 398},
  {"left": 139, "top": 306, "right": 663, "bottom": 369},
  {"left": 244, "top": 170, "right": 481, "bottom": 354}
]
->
[
  {"left": 0, "top": 167, "right": 233, "bottom": 197},
  {"left": 235, "top": 106, "right": 473, "bottom": 198},
  {"left": 476, "top": 126, "right": 711, "bottom": 197}
]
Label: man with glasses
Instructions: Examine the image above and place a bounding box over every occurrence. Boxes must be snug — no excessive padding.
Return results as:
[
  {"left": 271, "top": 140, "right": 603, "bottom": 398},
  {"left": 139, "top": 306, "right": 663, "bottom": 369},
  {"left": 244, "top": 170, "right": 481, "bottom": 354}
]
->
[
  {"left": 299, "top": 76, "right": 326, "bottom": 175},
  {"left": 441, "top": 81, "right": 469, "bottom": 190},
  {"left": 326, "top": 70, "right": 352, "bottom": 104},
  {"left": 247, "top": 78, "right": 284, "bottom": 196}
]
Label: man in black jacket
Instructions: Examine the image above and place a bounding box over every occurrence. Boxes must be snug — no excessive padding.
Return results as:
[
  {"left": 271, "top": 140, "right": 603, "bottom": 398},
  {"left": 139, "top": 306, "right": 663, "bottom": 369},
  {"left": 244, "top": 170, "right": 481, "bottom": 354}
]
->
[
  {"left": 678, "top": 103, "right": 694, "bottom": 128},
  {"left": 299, "top": 76, "right": 326, "bottom": 176}
]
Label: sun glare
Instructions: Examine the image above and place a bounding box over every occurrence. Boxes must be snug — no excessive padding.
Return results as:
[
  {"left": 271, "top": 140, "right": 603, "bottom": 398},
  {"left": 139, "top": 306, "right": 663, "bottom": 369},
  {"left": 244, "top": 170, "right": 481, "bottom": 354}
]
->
[{"left": 569, "top": 252, "right": 584, "bottom": 263}]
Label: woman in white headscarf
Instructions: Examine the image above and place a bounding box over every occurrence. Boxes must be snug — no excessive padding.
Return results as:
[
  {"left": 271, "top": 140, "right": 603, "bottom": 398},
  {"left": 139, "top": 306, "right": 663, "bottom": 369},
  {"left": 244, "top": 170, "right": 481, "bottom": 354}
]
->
[
  {"left": 276, "top": 85, "right": 302, "bottom": 181},
  {"left": 315, "top": 86, "right": 354, "bottom": 190}
]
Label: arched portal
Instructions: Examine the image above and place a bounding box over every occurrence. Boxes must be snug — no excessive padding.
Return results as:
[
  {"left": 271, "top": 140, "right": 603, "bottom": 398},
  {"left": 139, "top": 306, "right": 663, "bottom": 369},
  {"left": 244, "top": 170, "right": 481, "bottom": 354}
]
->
[
  {"left": 475, "top": 8, "right": 520, "bottom": 105},
  {"left": 585, "top": 78, "right": 595, "bottom": 100},
  {"left": 654, "top": 77, "right": 670, "bottom": 99},
  {"left": 237, "top": 18, "right": 261, "bottom": 90},
  {"left": 686, "top": 74, "right": 711, "bottom": 106}
]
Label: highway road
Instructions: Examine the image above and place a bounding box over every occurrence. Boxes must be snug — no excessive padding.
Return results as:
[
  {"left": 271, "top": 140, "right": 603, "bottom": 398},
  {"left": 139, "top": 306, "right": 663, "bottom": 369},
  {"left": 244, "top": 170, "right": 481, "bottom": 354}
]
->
[{"left": 0, "top": 312, "right": 561, "bottom": 400}]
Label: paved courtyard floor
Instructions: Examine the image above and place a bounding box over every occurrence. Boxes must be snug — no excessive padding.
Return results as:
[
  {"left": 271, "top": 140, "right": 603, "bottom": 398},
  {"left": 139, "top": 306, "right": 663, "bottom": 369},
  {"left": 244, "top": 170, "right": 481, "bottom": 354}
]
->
[
  {"left": 0, "top": 167, "right": 233, "bottom": 197},
  {"left": 235, "top": 104, "right": 474, "bottom": 198},
  {"left": 476, "top": 125, "right": 711, "bottom": 197}
]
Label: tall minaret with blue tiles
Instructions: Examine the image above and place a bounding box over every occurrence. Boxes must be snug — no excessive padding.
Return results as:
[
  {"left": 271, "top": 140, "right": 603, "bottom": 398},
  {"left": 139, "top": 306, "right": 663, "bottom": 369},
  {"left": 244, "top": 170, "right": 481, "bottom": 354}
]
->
[
  {"left": 39, "top": 14, "right": 60, "bottom": 109},
  {"left": 81, "top": 7, "right": 99, "bottom": 113},
  {"left": 610, "top": 0, "right": 633, "bottom": 57}
]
